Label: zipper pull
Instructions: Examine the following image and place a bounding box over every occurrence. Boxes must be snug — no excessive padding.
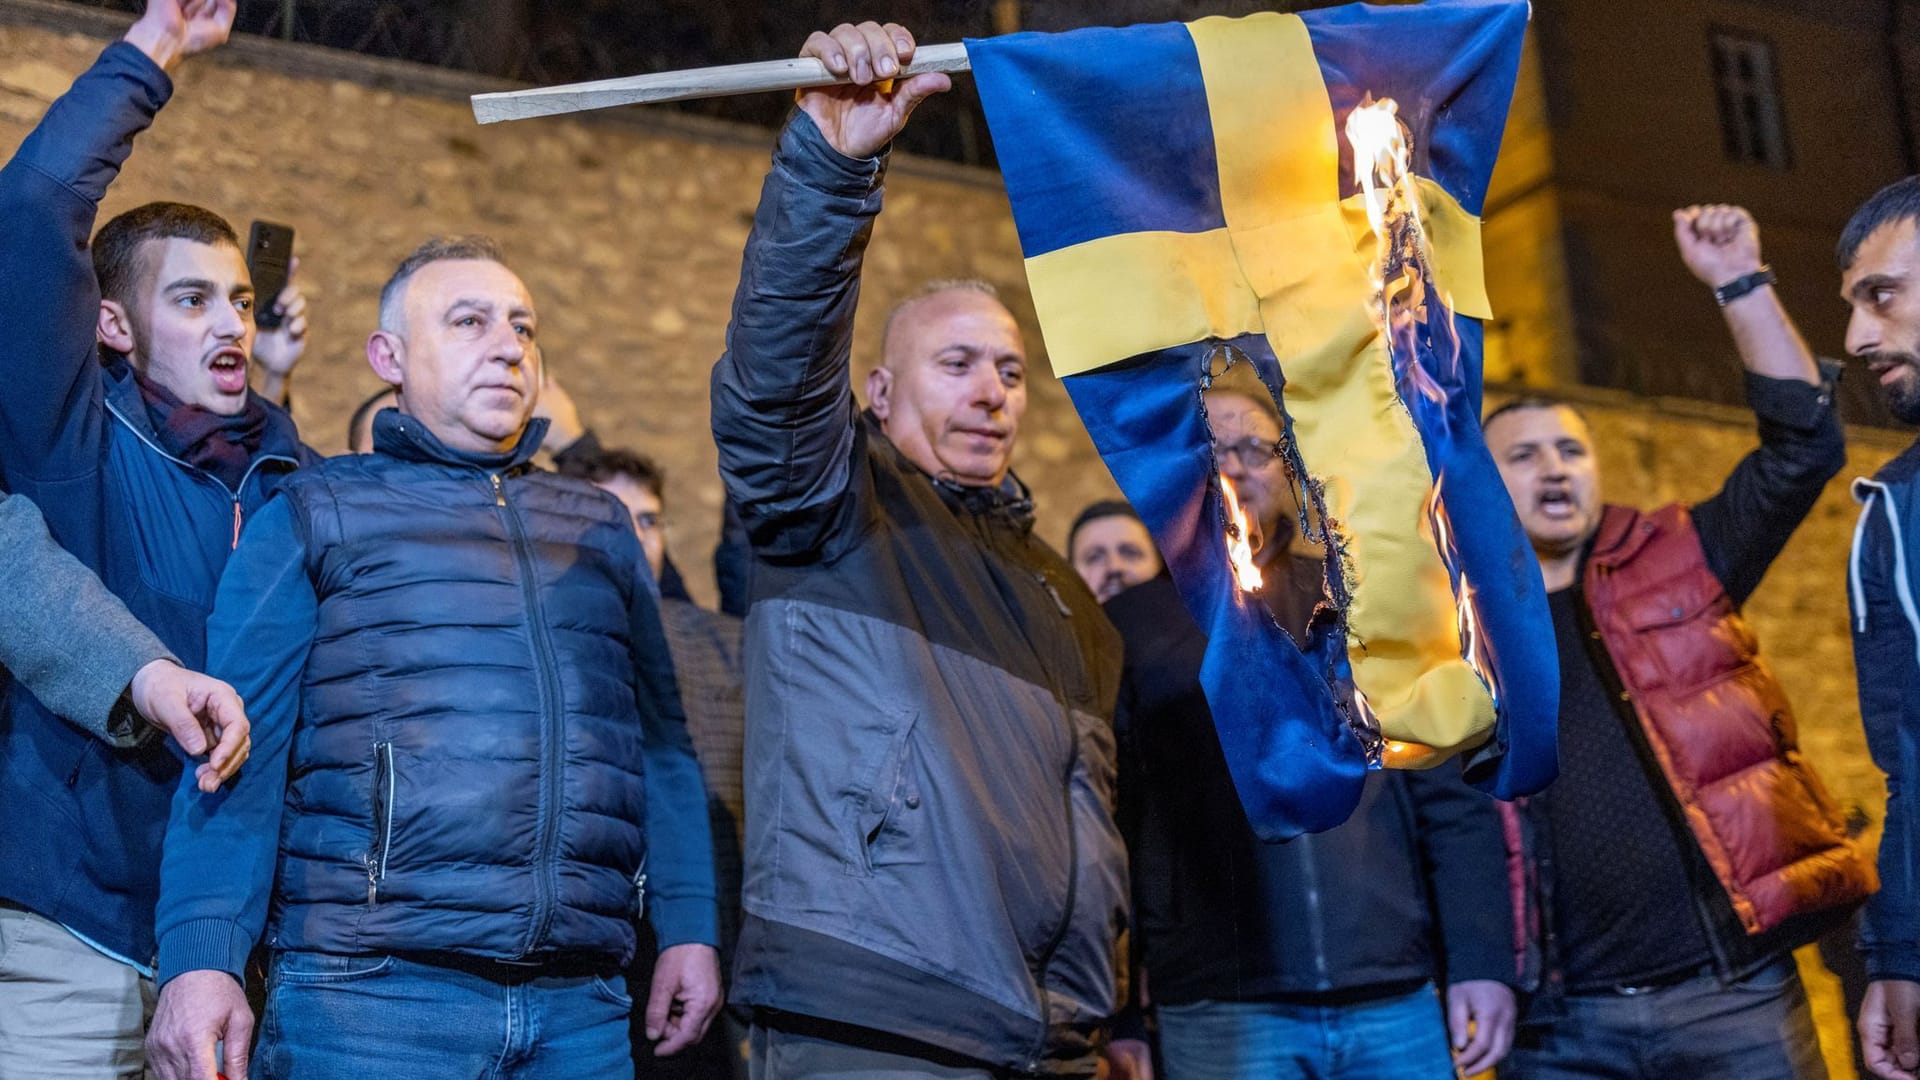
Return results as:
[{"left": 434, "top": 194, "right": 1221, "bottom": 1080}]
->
[
  {"left": 231, "top": 500, "right": 243, "bottom": 550},
  {"left": 1035, "top": 571, "right": 1073, "bottom": 618},
  {"left": 491, "top": 474, "right": 506, "bottom": 507}
]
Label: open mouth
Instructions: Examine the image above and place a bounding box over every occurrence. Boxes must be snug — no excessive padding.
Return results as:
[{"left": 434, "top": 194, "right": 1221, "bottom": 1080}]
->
[
  {"left": 1537, "top": 488, "right": 1577, "bottom": 520},
  {"left": 208, "top": 349, "right": 248, "bottom": 395}
]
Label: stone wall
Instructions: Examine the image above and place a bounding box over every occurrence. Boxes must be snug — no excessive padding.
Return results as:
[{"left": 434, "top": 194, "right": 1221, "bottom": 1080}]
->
[{"left": 3, "top": 9, "right": 1913, "bottom": 1068}]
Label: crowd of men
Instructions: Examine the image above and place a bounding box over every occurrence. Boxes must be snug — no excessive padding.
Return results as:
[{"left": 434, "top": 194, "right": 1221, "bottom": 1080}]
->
[{"left": 3, "top": 3, "right": 1920, "bottom": 1080}]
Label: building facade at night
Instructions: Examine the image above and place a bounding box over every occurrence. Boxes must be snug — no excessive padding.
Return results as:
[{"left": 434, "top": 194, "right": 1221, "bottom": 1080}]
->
[{"left": 1485, "top": 0, "right": 1919, "bottom": 427}]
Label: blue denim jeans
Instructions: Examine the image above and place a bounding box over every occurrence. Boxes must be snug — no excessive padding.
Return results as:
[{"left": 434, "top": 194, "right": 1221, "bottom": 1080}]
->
[
  {"left": 253, "top": 951, "right": 633, "bottom": 1079},
  {"left": 1500, "top": 956, "right": 1827, "bottom": 1080},
  {"left": 1156, "top": 983, "right": 1457, "bottom": 1080}
]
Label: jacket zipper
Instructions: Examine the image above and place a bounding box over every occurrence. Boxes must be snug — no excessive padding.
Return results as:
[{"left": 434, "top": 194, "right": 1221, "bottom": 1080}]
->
[
  {"left": 494, "top": 472, "right": 568, "bottom": 954},
  {"left": 1028, "top": 757, "right": 1080, "bottom": 1070},
  {"left": 1297, "top": 832, "right": 1330, "bottom": 986},
  {"left": 104, "top": 400, "right": 296, "bottom": 550},
  {"left": 1034, "top": 570, "right": 1073, "bottom": 618},
  {"left": 1008, "top": 557, "right": 1082, "bottom": 1069},
  {"left": 367, "top": 741, "right": 396, "bottom": 905}
]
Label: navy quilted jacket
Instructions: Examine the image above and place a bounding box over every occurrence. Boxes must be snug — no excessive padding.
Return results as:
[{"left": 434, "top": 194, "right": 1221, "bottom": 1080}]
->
[{"left": 155, "top": 413, "right": 715, "bottom": 984}]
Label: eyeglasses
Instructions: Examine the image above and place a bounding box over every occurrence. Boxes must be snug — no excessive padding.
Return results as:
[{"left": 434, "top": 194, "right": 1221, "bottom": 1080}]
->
[{"left": 1212, "top": 435, "right": 1284, "bottom": 469}]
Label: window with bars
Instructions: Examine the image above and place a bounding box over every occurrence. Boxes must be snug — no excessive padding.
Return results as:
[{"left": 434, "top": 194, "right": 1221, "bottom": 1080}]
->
[{"left": 1710, "top": 30, "right": 1791, "bottom": 170}]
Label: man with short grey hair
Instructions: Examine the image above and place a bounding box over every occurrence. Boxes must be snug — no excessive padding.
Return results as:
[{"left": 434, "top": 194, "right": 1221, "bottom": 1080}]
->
[{"left": 147, "top": 236, "right": 721, "bottom": 1079}]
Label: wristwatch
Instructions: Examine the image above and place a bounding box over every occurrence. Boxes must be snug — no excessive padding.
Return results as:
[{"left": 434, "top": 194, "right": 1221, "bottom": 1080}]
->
[{"left": 1713, "top": 265, "right": 1775, "bottom": 307}]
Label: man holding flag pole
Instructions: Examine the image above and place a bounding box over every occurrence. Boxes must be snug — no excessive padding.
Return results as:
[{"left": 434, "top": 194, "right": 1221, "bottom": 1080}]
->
[{"left": 710, "top": 20, "right": 1135, "bottom": 1080}]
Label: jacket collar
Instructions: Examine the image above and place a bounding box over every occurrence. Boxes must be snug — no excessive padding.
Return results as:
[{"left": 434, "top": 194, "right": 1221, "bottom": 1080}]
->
[
  {"left": 371, "top": 408, "right": 547, "bottom": 473},
  {"left": 1587, "top": 503, "right": 1653, "bottom": 569},
  {"left": 1873, "top": 439, "right": 1920, "bottom": 488},
  {"left": 103, "top": 358, "right": 307, "bottom": 467},
  {"left": 1586, "top": 503, "right": 1698, "bottom": 583},
  {"left": 860, "top": 410, "right": 1036, "bottom": 533}
]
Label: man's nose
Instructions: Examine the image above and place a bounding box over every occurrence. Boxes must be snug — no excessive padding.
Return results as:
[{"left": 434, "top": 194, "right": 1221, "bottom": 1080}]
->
[
  {"left": 973, "top": 367, "right": 1007, "bottom": 412},
  {"left": 494, "top": 328, "right": 528, "bottom": 366},
  {"left": 1846, "top": 307, "right": 1879, "bottom": 359},
  {"left": 215, "top": 297, "right": 248, "bottom": 340}
]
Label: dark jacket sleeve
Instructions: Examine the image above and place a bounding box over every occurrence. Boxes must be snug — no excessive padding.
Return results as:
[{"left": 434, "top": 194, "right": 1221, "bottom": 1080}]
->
[
  {"left": 155, "top": 496, "right": 316, "bottom": 986},
  {"left": 710, "top": 111, "right": 887, "bottom": 564},
  {"left": 0, "top": 41, "right": 171, "bottom": 489},
  {"left": 1690, "top": 368, "right": 1846, "bottom": 607},
  {"left": 0, "top": 492, "right": 172, "bottom": 744},
  {"left": 713, "top": 497, "right": 753, "bottom": 617},
  {"left": 1406, "top": 764, "right": 1519, "bottom": 987},
  {"left": 1852, "top": 492, "right": 1920, "bottom": 983},
  {"left": 629, "top": 581, "right": 720, "bottom": 950},
  {"left": 1108, "top": 658, "right": 1150, "bottom": 1035}
]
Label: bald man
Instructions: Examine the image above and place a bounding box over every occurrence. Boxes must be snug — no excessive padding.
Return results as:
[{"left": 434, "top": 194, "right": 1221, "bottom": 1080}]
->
[{"left": 710, "top": 22, "right": 1127, "bottom": 1078}]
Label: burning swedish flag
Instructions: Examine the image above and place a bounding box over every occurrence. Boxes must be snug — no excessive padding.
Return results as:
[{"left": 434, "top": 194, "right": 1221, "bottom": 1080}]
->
[{"left": 968, "top": 0, "right": 1559, "bottom": 838}]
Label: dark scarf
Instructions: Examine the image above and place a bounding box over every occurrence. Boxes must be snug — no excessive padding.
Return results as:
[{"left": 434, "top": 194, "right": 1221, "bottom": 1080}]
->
[{"left": 132, "top": 369, "right": 269, "bottom": 492}]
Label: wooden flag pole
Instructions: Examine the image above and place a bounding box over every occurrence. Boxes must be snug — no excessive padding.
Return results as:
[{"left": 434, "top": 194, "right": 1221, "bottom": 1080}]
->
[{"left": 470, "top": 43, "right": 974, "bottom": 125}]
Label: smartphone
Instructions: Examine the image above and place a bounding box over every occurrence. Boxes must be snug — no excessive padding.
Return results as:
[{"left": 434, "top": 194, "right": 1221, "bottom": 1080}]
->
[{"left": 246, "top": 220, "right": 295, "bottom": 330}]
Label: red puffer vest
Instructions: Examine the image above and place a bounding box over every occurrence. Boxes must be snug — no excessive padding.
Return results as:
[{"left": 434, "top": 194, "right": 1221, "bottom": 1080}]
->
[{"left": 1584, "top": 502, "right": 1876, "bottom": 934}]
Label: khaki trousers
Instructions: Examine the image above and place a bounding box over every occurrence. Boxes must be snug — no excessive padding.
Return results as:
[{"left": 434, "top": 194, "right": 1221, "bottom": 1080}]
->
[{"left": 0, "top": 903, "right": 154, "bottom": 1079}]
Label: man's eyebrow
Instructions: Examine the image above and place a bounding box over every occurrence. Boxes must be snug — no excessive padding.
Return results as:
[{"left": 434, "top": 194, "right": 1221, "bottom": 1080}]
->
[
  {"left": 1850, "top": 273, "right": 1905, "bottom": 301},
  {"left": 162, "top": 278, "right": 218, "bottom": 293}
]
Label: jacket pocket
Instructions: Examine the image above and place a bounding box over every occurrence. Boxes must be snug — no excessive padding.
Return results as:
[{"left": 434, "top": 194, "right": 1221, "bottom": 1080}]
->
[
  {"left": 367, "top": 742, "right": 396, "bottom": 904},
  {"left": 273, "top": 950, "right": 394, "bottom": 984},
  {"left": 843, "top": 709, "right": 922, "bottom": 877},
  {"left": 1621, "top": 588, "right": 1754, "bottom": 692}
]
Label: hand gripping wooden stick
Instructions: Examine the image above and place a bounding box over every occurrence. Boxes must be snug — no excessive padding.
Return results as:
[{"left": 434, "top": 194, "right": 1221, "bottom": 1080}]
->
[{"left": 470, "top": 43, "right": 973, "bottom": 125}]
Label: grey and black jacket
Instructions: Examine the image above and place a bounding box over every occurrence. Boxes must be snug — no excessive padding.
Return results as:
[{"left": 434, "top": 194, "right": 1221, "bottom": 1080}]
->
[{"left": 713, "top": 113, "right": 1127, "bottom": 1076}]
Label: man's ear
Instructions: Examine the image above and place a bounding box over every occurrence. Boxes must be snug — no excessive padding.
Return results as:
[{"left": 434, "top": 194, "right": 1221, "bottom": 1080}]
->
[
  {"left": 865, "top": 366, "right": 894, "bottom": 421},
  {"left": 98, "top": 299, "right": 136, "bottom": 357},
  {"left": 366, "top": 330, "right": 406, "bottom": 389}
]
